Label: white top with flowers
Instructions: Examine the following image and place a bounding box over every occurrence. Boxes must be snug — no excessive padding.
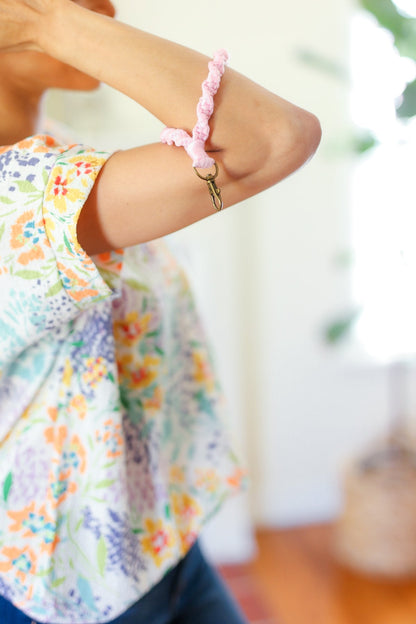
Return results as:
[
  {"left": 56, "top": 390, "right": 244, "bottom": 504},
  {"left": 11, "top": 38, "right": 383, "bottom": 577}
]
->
[{"left": 0, "top": 135, "right": 245, "bottom": 624}]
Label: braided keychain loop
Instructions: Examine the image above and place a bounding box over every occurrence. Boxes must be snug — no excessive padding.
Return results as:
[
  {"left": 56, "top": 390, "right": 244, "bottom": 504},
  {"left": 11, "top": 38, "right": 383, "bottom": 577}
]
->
[
  {"left": 160, "top": 50, "right": 228, "bottom": 211},
  {"left": 160, "top": 49, "right": 228, "bottom": 169}
]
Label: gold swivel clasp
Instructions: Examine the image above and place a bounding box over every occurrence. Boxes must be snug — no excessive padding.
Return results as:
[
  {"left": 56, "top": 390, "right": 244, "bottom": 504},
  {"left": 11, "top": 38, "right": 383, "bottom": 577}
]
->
[{"left": 193, "top": 162, "right": 223, "bottom": 212}]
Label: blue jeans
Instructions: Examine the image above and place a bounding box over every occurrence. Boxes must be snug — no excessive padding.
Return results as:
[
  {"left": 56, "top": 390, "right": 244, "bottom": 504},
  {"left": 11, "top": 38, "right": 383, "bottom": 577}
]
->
[{"left": 0, "top": 541, "right": 248, "bottom": 624}]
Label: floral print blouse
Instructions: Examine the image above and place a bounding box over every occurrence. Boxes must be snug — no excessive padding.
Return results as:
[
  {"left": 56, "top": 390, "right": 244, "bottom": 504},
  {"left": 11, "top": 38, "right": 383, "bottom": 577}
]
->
[{"left": 0, "top": 135, "right": 245, "bottom": 623}]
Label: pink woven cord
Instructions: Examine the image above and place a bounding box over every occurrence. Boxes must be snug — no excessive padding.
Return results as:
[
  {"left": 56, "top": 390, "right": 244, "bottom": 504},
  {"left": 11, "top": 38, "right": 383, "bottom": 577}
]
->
[{"left": 160, "top": 49, "right": 229, "bottom": 169}]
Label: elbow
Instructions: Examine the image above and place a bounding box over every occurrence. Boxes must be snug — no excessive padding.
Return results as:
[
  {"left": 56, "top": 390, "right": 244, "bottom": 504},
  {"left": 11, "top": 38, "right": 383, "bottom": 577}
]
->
[
  {"left": 236, "top": 106, "right": 322, "bottom": 196},
  {"left": 298, "top": 110, "right": 322, "bottom": 164},
  {"left": 217, "top": 104, "right": 321, "bottom": 201},
  {"left": 268, "top": 108, "right": 322, "bottom": 184}
]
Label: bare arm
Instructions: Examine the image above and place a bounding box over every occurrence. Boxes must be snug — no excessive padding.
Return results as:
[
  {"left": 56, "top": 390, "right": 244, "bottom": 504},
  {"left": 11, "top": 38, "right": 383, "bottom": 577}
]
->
[{"left": 1, "top": 0, "right": 322, "bottom": 254}]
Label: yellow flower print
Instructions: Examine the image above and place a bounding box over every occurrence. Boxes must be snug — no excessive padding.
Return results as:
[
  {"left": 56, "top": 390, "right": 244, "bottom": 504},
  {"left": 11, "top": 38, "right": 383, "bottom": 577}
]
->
[
  {"left": 179, "top": 529, "right": 198, "bottom": 556},
  {"left": 169, "top": 465, "right": 185, "bottom": 485},
  {"left": 43, "top": 216, "right": 56, "bottom": 243},
  {"left": 113, "top": 311, "right": 152, "bottom": 347},
  {"left": 171, "top": 493, "right": 202, "bottom": 529},
  {"left": 195, "top": 469, "right": 220, "bottom": 493},
  {"left": 45, "top": 166, "right": 84, "bottom": 214},
  {"left": 142, "top": 518, "right": 175, "bottom": 567},
  {"left": 117, "top": 353, "right": 160, "bottom": 391},
  {"left": 62, "top": 358, "right": 73, "bottom": 388},
  {"left": 192, "top": 350, "right": 215, "bottom": 393},
  {"left": 67, "top": 155, "right": 107, "bottom": 178},
  {"left": 82, "top": 356, "right": 108, "bottom": 388}
]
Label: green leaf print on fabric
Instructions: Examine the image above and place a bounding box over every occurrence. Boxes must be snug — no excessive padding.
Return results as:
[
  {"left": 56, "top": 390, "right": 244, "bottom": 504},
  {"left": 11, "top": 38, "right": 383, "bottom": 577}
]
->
[
  {"left": 3, "top": 472, "right": 12, "bottom": 502},
  {"left": 15, "top": 180, "right": 39, "bottom": 194},
  {"left": 45, "top": 280, "right": 64, "bottom": 298},
  {"left": 97, "top": 536, "right": 107, "bottom": 576}
]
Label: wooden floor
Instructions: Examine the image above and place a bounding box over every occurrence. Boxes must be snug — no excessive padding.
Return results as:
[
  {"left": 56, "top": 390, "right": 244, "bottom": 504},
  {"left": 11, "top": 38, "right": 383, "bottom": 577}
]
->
[{"left": 219, "top": 523, "right": 416, "bottom": 624}]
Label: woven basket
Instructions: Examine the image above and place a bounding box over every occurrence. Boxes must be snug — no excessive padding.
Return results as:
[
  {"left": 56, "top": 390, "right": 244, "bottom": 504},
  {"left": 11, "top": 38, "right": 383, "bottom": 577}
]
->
[{"left": 334, "top": 440, "right": 416, "bottom": 577}]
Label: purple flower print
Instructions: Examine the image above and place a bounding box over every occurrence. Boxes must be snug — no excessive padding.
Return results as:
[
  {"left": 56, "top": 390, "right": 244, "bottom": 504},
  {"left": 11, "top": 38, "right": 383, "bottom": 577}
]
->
[{"left": 8, "top": 444, "right": 50, "bottom": 507}]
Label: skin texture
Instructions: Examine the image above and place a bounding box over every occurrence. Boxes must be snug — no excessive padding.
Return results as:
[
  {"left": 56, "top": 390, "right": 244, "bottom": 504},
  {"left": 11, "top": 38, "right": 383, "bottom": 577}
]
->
[{"left": 0, "top": 0, "right": 322, "bottom": 255}]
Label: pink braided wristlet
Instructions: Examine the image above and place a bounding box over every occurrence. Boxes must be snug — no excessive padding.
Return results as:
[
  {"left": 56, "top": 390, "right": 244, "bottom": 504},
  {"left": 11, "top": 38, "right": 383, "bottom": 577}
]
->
[{"left": 160, "top": 49, "right": 229, "bottom": 211}]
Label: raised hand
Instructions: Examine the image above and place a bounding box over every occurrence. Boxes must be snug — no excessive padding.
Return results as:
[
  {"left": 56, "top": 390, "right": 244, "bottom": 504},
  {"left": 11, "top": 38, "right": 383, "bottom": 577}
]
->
[{"left": 0, "top": 0, "right": 52, "bottom": 52}]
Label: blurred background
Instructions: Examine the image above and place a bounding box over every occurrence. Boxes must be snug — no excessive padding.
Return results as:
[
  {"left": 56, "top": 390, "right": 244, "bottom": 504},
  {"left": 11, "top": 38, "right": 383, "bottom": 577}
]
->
[{"left": 45, "top": 0, "right": 416, "bottom": 621}]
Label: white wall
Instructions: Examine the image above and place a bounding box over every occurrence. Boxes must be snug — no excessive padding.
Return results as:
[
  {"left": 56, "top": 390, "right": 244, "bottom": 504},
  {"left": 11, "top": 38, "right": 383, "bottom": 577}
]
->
[{"left": 46, "top": 0, "right": 400, "bottom": 556}]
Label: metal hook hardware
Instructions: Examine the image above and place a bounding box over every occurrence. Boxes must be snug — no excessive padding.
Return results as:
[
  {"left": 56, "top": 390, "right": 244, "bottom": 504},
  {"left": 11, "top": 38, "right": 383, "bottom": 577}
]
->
[{"left": 193, "top": 162, "right": 223, "bottom": 212}]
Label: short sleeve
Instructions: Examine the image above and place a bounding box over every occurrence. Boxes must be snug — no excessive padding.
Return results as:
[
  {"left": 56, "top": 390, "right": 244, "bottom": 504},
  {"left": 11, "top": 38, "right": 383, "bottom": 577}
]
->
[
  {"left": 43, "top": 143, "right": 116, "bottom": 310},
  {"left": 0, "top": 135, "right": 122, "bottom": 367}
]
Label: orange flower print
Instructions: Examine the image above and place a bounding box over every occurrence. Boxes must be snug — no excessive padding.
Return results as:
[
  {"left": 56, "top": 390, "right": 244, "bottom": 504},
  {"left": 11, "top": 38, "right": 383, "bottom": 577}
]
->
[
  {"left": 17, "top": 135, "right": 60, "bottom": 153},
  {"left": 66, "top": 434, "right": 87, "bottom": 474},
  {"left": 142, "top": 519, "right": 175, "bottom": 567},
  {"left": 47, "top": 407, "right": 58, "bottom": 422},
  {"left": 114, "top": 311, "right": 152, "bottom": 347},
  {"left": 44, "top": 425, "right": 86, "bottom": 506},
  {"left": 45, "top": 426, "right": 86, "bottom": 472},
  {"left": 8, "top": 502, "right": 58, "bottom": 556},
  {"left": 45, "top": 166, "right": 84, "bottom": 214},
  {"left": 47, "top": 468, "right": 77, "bottom": 508},
  {"left": 0, "top": 545, "right": 37, "bottom": 583},
  {"left": 56, "top": 262, "right": 100, "bottom": 301},
  {"left": 226, "top": 467, "right": 247, "bottom": 490},
  {"left": 44, "top": 425, "right": 67, "bottom": 455},
  {"left": 69, "top": 394, "right": 87, "bottom": 419},
  {"left": 192, "top": 350, "right": 215, "bottom": 393},
  {"left": 0, "top": 257, "right": 8, "bottom": 275},
  {"left": 95, "top": 419, "right": 123, "bottom": 459},
  {"left": 95, "top": 249, "right": 124, "bottom": 275},
  {"left": 10, "top": 210, "right": 49, "bottom": 266}
]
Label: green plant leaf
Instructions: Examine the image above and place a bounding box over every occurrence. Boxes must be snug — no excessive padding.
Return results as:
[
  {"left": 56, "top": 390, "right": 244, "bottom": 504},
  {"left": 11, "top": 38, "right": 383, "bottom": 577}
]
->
[
  {"left": 397, "top": 78, "right": 416, "bottom": 118},
  {"left": 324, "top": 309, "right": 361, "bottom": 344},
  {"left": 296, "top": 49, "right": 349, "bottom": 81},
  {"left": 360, "top": 0, "right": 416, "bottom": 61},
  {"left": 352, "top": 131, "right": 378, "bottom": 154}
]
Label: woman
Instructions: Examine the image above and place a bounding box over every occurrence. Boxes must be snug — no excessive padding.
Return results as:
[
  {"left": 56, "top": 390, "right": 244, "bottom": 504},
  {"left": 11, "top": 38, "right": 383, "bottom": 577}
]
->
[{"left": 0, "top": 1, "right": 321, "bottom": 623}]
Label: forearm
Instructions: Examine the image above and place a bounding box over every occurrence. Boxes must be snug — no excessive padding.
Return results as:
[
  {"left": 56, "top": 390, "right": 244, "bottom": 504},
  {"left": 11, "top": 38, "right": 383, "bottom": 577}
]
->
[
  {"left": 41, "top": 2, "right": 207, "bottom": 133},
  {"left": 36, "top": 0, "right": 319, "bottom": 177}
]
